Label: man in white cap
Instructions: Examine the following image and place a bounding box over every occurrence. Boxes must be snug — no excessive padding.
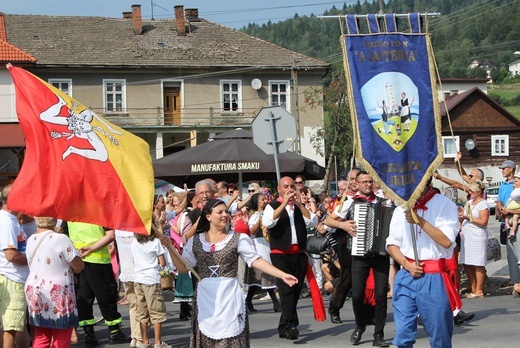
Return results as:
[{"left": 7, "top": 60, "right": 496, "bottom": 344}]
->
[{"left": 496, "top": 159, "right": 520, "bottom": 287}]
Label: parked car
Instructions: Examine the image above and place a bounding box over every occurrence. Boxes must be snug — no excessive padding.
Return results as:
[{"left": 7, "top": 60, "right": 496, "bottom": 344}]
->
[{"left": 486, "top": 187, "right": 499, "bottom": 215}]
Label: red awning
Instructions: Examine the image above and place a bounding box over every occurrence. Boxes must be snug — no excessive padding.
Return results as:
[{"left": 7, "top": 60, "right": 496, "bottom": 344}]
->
[{"left": 0, "top": 123, "right": 25, "bottom": 147}]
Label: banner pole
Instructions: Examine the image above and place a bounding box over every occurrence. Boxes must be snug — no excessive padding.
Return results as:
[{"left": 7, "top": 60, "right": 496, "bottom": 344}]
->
[
  {"left": 318, "top": 12, "right": 440, "bottom": 20},
  {"left": 409, "top": 209, "right": 420, "bottom": 266}
]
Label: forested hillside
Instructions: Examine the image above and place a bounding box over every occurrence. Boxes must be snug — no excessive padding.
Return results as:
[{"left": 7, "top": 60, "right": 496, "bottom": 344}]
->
[{"left": 241, "top": 0, "right": 520, "bottom": 78}]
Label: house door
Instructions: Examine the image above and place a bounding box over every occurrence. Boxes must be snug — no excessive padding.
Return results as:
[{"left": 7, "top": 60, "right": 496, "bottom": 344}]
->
[{"left": 164, "top": 88, "right": 180, "bottom": 125}]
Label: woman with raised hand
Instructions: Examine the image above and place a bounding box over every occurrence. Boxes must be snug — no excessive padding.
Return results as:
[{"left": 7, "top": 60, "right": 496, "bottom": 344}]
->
[{"left": 163, "top": 199, "right": 297, "bottom": 347}]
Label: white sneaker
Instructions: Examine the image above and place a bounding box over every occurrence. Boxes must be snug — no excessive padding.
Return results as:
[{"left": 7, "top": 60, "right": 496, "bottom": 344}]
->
[
  {"left": 130, "top": 338, "right": 137, "bottom": 347},
  {"left": 136, "top": 342, "right": 152, "bottom": 348},
  {"left": 154, "top": 343, "right": 172, "bottom": 348}
]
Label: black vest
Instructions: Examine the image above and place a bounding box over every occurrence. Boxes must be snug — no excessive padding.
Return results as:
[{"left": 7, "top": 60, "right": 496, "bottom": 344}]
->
[{"left": 267, "top": 201, "right": 307, "bottom": 251}]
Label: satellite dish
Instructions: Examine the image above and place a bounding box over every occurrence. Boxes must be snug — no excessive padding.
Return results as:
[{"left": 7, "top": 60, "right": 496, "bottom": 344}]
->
[
  {"left": 465, "top": 138, "right": 476, "bottom": 151},
  {"left": 251, "top": 78, "right": 262, "bottom": 90}
]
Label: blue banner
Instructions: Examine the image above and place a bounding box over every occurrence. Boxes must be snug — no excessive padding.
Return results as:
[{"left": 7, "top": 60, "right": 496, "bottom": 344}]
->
[{"left": 342, "top": 14, "right": 442, "bottom": 204}]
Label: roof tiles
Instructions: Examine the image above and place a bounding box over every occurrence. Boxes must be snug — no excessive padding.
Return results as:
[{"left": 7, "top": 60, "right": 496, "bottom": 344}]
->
[
  {"left": 2, "top": 14, "right": 328, "bottom": 69},
  {"left": 0, "top": 13, "right": 37, "bottom": 63}
]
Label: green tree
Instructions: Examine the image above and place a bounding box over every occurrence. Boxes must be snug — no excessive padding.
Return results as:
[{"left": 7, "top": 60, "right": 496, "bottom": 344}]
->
[{"left": 302, "top": 65, "right": 353, "bottom": 188}]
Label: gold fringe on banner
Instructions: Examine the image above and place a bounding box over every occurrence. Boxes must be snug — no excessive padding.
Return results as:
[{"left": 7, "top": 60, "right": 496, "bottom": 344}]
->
[{"left": 340, "top": 13, "right": 444, "bottom": 209}]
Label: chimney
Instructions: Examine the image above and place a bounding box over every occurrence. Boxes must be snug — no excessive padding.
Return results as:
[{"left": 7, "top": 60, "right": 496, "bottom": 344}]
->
[
  {"left": 132, "top": 4, "right": 143, "bottom": 35},
  {"left": 174, "top": 5, "right": 186, "bottom": 36},
  {"left": 122, "top": 11, "right": 132, "bottom": 19},
  {"left": 185, "top": 8, "right": 200, "bottom": 22}
]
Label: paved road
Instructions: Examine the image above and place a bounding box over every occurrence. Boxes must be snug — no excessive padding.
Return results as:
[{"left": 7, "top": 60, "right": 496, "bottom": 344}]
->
[{"left": 89, "top": 217, "right": 519, "bottom": 348}]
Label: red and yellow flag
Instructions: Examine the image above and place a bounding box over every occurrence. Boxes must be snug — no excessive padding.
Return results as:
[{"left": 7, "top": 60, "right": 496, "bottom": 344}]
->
[{"left": 7, "top": 65, "right": 153, "bottom": 234}]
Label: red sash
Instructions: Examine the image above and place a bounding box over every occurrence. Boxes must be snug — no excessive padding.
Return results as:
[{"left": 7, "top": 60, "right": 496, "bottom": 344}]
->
[
  {"left": 407, "top": 258, "right": 462, "bottom": 312},
  {"left": 270, "top": 244, "right": 304, "bottom": 254}
]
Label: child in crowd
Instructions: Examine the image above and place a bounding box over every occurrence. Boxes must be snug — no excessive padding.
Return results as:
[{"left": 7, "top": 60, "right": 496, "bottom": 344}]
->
[
  {"left": 131, "top": 227, "right": 171, "bottom": 348},
  {"left": 504, "top": 187, "right": 520, "bottom": 239}
]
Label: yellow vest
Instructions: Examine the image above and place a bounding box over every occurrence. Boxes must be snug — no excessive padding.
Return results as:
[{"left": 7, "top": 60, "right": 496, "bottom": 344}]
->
[{"left": 68, "top": 222, "right": 110, "bottom": 264}]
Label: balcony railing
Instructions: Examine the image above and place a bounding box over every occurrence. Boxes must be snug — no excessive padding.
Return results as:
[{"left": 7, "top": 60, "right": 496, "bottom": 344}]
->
[{"left": 94, "top": 107, "right": 259, "bottom": 128}]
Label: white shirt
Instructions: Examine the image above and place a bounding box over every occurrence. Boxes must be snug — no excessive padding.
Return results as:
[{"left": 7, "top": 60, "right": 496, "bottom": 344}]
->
[
  {"left": 131, "top": 238, "right": 165, "bottom": 285},
  {"left": 115, "top": 230, "right": 136, "bottom": 283},
  {"left": 182, "top": 231, "right": 260, "bottom": 269},
  {"left": 262, "top": 203, "right": 318, "bottom": 245},
  {"left": 0, "top": 210, "right": 29, "bottom": 283},
  {"left": 386, "top": 194, "right": 459, "bottom": 261}
]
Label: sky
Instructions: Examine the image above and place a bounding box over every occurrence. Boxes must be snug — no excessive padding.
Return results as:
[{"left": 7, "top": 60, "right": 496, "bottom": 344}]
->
[{"left": 1, "top": 0, "right": 357, "bottom": 29}]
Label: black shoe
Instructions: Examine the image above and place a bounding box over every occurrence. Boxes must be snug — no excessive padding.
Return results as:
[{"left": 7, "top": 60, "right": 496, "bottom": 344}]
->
[
  {"left": 351, "top": 326, "right": 365, "bottom": 345},
  {"left": 273, "top": 305, "right": 282, "bottom": 313},
  {"left": 179, "top": 313, "right": 191, "bottom": 321},
  {"left": 328, "top": 308, "right": 342, "bottom": 323},
  {"left": 108, "top": 330, "right": 131, "bottom": 345},
  {"left": 247, "top": 303, "right": 258, "bottom": 312},
  {"left": 83, "top": 325, "right": 98, "bottom": 348},
  {"left": 330, "top": 312, "right": 342, "bottom": 324},
  {"left": 373, "top": 334, "right": 389, "bottom": 347},
  {"left": 286, "top": 326, "right": 299, "bottom": 340},
  {"left": 454, "top": 310, "right": 474, "bottom": 325}
]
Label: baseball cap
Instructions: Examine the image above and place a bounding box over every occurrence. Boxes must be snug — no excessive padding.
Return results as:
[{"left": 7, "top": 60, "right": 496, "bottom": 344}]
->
[{"left": 498, "top": 160, "right": 516, "bottom": 169}]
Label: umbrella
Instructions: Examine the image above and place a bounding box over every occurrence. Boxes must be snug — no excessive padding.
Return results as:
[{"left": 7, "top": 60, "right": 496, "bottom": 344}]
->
[{"left": 153, "top": 129, "right": 325, "bottom": 186}]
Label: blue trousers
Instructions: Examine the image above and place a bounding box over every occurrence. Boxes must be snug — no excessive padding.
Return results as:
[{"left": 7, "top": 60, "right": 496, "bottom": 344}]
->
[{"left": 392, "top": 269, "right": 453, "bottom": 348}]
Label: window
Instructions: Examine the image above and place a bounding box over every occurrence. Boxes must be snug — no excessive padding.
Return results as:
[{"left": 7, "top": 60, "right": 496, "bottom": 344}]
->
[
  {"left": 492, "top": 135, "right": 509, "bottom": 156},
  {"left": 442, "top": 136, "right": 459, "bottom": 158},
  {"left": 103, "top": 79, "right": 126, "bottom": 112},
  {"left": 220, "top": 80, "right": 241, "bottom": 111},
  {"left": 269, "top": 81, "right": 290, "bottom": 110},
  {"left": 49, "top": 79, "right": 72, "bottom": 96}
]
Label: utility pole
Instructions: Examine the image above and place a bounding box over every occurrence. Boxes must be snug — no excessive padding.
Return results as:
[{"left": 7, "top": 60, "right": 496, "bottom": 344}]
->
[{"left": 291, "top": 58, "right": 301, "bottom": 154}]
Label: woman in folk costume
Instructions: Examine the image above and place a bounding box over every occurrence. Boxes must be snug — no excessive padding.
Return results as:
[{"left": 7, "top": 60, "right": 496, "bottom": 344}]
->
[{"left": 165, "top": 199, "right": 297, "bottom": 347}]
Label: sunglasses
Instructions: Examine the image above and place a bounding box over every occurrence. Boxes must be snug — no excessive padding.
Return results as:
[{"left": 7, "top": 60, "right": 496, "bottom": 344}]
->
[
  {"left": 228, "top": 190, "right": 234, "bottom": 194},
  {"left": 358, "top": 180, "right": 374, "bottom": 185},
  {"left": 295, "top": 181, "right": 304, "bottom": 184},
  {"left": 248, "top": 189, "right": 255, "bottom": 193}
]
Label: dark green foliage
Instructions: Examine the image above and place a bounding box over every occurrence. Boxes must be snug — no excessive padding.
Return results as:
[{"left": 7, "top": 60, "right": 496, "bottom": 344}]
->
[{"left": 240, "top": 0, "right": 520, "bottom": 78}]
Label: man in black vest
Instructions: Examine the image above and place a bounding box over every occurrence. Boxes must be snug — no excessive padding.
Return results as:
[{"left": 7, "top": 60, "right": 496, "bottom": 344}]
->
[{"left": 262, "top": 176, "right": 318, "bottom": 340}]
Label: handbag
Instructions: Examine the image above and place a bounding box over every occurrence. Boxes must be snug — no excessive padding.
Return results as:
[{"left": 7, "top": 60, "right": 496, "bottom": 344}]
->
[
  {"left": 486, "top": 232, "right": 502, "bottom": 262},
  {"left": 306, "top": 233, "right": 329, "bottom": 256}
]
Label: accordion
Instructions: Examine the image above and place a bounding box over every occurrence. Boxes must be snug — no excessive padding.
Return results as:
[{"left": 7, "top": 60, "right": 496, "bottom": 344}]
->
[{"left": 351, "top": 201, "right": 396, "bottom": 257}]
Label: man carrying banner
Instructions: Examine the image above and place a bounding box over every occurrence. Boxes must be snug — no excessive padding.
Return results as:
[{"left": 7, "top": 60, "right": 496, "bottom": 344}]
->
[{"left": 387, "top": 179, "right": 459, "bottom": 348}]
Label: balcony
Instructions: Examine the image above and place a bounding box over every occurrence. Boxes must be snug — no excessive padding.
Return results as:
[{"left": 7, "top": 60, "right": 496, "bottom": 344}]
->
[{"left": 96, "top": 107, "right": 258, "bottom": 128}]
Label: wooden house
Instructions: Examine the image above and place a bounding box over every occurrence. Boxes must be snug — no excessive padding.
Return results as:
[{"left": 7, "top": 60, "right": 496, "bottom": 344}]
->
[{"left": 435, "top": 87, "right": 520, "bottom": 192}]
